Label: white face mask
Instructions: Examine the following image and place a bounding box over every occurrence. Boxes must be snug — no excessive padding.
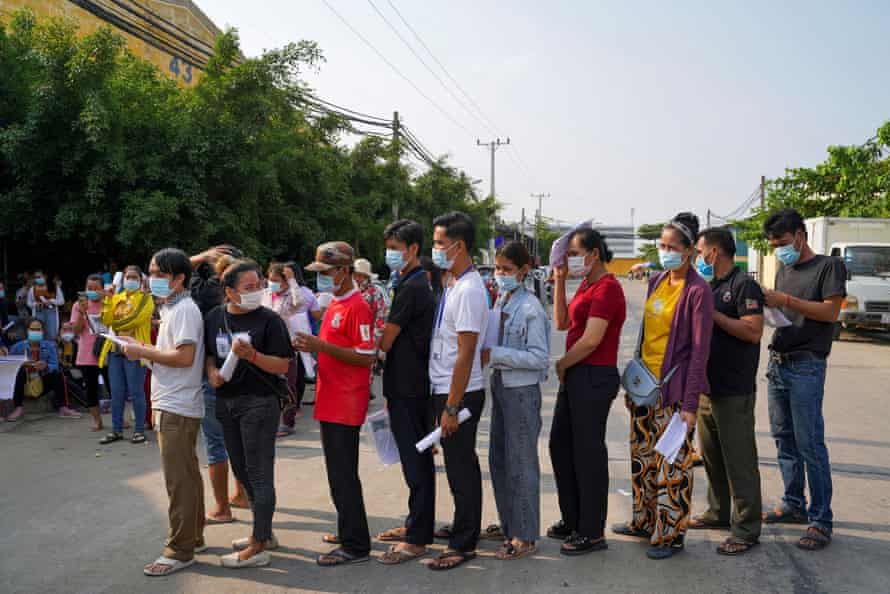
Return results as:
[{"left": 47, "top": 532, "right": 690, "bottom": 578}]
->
[
  {"left": 238, "top": 289, "right": 264, "bottom": 311},
  {"left": 567, "top": 255, "right": 591, "bottom": 278}
]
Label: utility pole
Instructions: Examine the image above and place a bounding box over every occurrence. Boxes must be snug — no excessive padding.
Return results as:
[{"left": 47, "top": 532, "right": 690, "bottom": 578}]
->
[
  {"left": 530, "top": 192, "right": 550, "bottom": 265},
  {"left": 477, "top": 138, "right": 510, "bottom": 260},
  {"left": 520, "top": 208, "right": 526, "bottom": 248},
  {"left": 391, "top": 111, "right": 401, "bottom": 220},
  {"left": 707, "top": 209, "right": 711, "bottom": 228},
  {"left": 758, "top": 174, "right": 766, "bottom": 280}
]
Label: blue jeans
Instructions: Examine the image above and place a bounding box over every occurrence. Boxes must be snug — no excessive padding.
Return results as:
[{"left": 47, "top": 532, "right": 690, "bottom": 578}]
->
[
  {"left": 107, "top": 352, "right": 146, "bottom": 434},
  {"left": 767, "top": 357, "right": 833, "bottom": 533},
  {"left": 201, "top": 380, "right": 228, "bottom": 465}
]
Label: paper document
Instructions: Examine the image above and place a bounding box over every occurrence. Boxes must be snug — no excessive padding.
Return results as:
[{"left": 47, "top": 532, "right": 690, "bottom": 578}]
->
[
  {"left": 415, "top": 408, "right": 472, "bottom": 452},
  {"left": 548, "top": 220, "right": 594, "bottom": 268},
  {"left": 219, "top": 332, "right": 250, "bottom": 382},
  {"left": 364, "top": 409, "right": 400, "bottom": 466},
  {"left": 2, "top": 321, "right": 14, "bottom": 333},
  {"left": 764, "top": 307, "right": 792, "bottom": 328},
  {"left": 0, "top": 355, "right": 28, "bottom": 400},
  {"left": 100, "top": 333, "right": 129, "bottom": 349},
  {"left": 654, "top": 412, "right": 689, "bottom": 465}
]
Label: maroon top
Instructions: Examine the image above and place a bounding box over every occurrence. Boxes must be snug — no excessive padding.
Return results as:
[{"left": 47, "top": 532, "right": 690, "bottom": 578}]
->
[{"left": 646, "top": 267, "right": 714, "bottom": 413}]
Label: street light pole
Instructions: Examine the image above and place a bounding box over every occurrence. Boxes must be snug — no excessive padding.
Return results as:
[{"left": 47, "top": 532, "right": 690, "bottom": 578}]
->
[{"left": 530, "top": 192, "right": 550, "bottom": 264}]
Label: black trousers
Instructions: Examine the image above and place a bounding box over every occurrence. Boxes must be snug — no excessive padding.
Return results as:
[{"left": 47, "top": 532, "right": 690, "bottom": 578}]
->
[
  {"left": 549, "top": 365, "right": 619, "bottom": 539},
  {"left": 78, "top": 365, "right": 108, "bottom": 408},
  {"left": 13, "top": 368, "right": 65, "bottom": 408},
  {"left": 431, "top": 389, "right": 485, "bottom": 552},
  {"left": 388, "top": 397, "right": 436, "bottom": 545},
  {"left": 217, "top": 394, "right": 280, "bottom": 542},
  {"left": 320, "top": 421, "right": 371, "bottom": 555}
]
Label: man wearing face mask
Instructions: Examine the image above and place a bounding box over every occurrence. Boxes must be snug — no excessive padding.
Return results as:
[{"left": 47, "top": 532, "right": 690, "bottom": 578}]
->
[
  {"left": 760, "top": 209, "right": 845, "bottom": 552},
  {"left": 690, "top": 228, "right": 764, "bottom": 556},
  {"left": 295, "top": 241, "right": 377, "bottom": 567}
]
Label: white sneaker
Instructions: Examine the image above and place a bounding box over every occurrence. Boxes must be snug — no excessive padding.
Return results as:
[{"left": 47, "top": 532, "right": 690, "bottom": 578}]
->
[
  {"left": 220, "top": 550, "right": 271, "bottom": 568},
  {"left": 232, "top": 535, "right": 278, "bottom": 551}
]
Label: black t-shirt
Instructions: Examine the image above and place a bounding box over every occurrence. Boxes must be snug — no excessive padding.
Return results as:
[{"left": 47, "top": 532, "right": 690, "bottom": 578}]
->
[
  {"left": 383, "top": 266, "right": 435, "bottom": 399},
  {"left": 204, "top": 305, "right": 294, "bottom": 399},
  {"left": 770, "top": 255, "right": 847, "bottom": 357},
  {"left": 707, "top": 267, "right": 764, "bottom": 397},
  {"left": 190, "top": 264, "right": 224, "bottom": 316}
]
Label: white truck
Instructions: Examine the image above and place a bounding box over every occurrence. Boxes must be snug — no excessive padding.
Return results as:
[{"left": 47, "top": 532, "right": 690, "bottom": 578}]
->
[{"left": 805, "top": 217, "right": 890, "bottom": 335}]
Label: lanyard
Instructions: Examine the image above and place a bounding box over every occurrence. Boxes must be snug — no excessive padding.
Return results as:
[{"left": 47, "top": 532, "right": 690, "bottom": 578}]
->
[{"left": 434, "top": 265, "right": 475, "bottom": 332}]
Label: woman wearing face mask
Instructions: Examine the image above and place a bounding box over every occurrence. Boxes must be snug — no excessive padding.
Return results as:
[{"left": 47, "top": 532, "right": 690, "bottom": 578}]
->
[
  {"left": 26, "top": 270, "right": 65, "bottom": 342},
  {"left": 612, "top": 212, "right": 714, "bottom": 560},
  {"left": 6, "top": 318, "right": 80, "bottom": 421},
  {"left": 71, "top": 274, "right": 110, "bottom": 431},
  {"left": 205, "top": 259, "right": 294, "bottom": 568},
  {"left": 547, "top": 228, "right": 626, "bottom": 555},
  {"left": 486, "top": 241, "right": 550, "bottom": 560},
  {"left": 99, "top": 265, "right": 154, "bottom": 445}
]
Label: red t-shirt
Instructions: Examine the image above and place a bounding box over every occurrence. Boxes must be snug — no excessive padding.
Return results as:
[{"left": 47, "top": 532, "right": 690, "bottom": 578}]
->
[
  {"left": 566, "top": 274, "right": 626, "bottom": 367},
  {"left": 315, "top": 290, "right": 376, "bottom": 427}
]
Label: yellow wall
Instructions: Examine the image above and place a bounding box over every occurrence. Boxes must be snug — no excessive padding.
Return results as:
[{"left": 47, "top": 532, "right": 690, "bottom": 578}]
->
[
  {"left": 0, "top": 0, "right": 221, "bottom": 85},
  {"left": 607, "top": 257, "right": 647, "bottom": 277}
]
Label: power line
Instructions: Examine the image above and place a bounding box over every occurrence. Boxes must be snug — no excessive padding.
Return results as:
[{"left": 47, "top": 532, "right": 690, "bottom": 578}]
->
[{"left": 318, "top": 0, "right": 475, "bottom": 137}]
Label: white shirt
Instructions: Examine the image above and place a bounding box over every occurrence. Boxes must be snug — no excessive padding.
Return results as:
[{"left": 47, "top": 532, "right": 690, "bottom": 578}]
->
[
  {"left": 429, "top": 269, "right": 489, "bottom": 394},
  {"left": 151, "top": 295, "right": 205, "bottom": 419}
]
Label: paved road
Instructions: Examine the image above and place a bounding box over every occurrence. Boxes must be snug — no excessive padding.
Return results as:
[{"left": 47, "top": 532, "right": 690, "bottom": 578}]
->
[{"left": 2, "top": 279, "right": 889, "bottom": 594}]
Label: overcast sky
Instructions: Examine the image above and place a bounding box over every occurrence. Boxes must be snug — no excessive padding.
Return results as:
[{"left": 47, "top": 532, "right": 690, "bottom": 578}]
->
[{"left": 199, "top": 0, "right": 890, "bottom": 229}]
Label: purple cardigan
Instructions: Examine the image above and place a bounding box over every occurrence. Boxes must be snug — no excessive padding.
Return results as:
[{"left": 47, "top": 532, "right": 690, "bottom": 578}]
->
[{"left": 646, "top": 267, "right": 714, "bottom": 413}]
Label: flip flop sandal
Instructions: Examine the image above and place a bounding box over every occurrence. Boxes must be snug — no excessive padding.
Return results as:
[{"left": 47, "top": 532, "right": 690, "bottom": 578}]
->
[
  {"left": 100, "top": 433, "right": 124, "bottom": 445},
  {"left": 717, "top": 537, "right": 759, "bottom": 556},
  {"left": 611, "top": 523, "right": 651, "bottom": 539},
  {"left": 428, "top": 550, "right": 476, "bottom": 571},
  {"left": 377, "top": 527, "right": 407, "bottom": 542},
  {"left": 496, "top": 542, "right": 537, "bottom": 561},
  {"left": 131, "top": 433, "right": 147, "bottom": 444},
  {"left": 481, "top": 524, "right": 505, "bottom": 541},
  {"left": 276, "top": 426, "right": 294, "bottom": 438},
  {"left": 797, "top": 527, "right": 830, "bottom": 551},
  {"left": 205, "top": 515, "right": 235, "bottom": 525},
  {"left": 434, "top": 525, "right": 453, "bottom": 540},
  {"left": 689, "top": 515, "right": 730, "bottom": 530},
  {"left": 646, "top": 544, "right": 684, "bottom": 560},
  {"left": 547, "top": 520, "right": 573, "bottom": 540},
  {"left": 377, "top": 545, "right": 428, "bottom": 565},
  {"left": 763, "top": 506, "right": 808, "bottom": 524},
  {"left": 317, "top": 547, "right": 370, "bottom": 567},
  {"left": 322, "top": 533, "right": 341, "bottom": 545},
  {"left": 143, "top": 556, "right": 195, "bottom": 576}
]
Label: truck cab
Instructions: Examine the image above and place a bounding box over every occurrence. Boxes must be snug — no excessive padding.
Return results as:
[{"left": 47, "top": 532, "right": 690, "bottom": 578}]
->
[{"left": 829, "top": 242, "right": 890, "bottom": 330}]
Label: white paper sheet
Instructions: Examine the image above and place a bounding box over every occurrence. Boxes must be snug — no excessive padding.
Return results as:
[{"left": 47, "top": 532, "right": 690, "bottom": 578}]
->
[
  {"left": 288, "top": 314, "right": 316, "bottom": 379},
  {"left": 364, "top": 409, "right": 400, "bottom": 466},
  {"left": 219, "top": 332, "right": 250, "bottom": 382},
  {"left": 415, "top": 408, "right": 472, "bottom": 452},
  {"left": 654, "top": 412, "right": 689, "bottom": 465},
  {"left": 0, "top": 355, "right": 28, "bottom": 400},
  {"left": 764, "top": 307, "right": 792, "bottom": 328}
]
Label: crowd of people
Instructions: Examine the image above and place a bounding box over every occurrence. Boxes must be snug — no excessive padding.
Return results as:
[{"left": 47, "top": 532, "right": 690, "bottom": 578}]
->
[{"left": 0, "top": 206, "right": 844, "bottom": 575}]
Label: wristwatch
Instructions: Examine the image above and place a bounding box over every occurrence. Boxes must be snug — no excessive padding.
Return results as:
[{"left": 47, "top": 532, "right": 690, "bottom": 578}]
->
[{"left": 445, "top": 404, "right": 460, "bottom": 418}]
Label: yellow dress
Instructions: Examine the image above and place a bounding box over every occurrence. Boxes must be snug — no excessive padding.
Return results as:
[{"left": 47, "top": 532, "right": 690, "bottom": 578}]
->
[
  {"left": 641, "top": 278, "right": 684, "bottom": 381},
  {"left": 98, "top": 290, "right": 154, "bottom": 368}
]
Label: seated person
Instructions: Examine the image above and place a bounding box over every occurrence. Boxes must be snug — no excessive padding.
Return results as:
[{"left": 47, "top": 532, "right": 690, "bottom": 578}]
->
[{"left": 5, "top": 318, "right": 81, "bottom": 421}]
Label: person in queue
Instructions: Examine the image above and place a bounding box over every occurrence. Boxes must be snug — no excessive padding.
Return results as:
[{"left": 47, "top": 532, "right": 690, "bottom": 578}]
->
[
  {"left": 6, "top": 318, "right": 80, "bottom": 421},
  {"left": 612, "top": 212, "right": 713, "bottom": 560},
  {"left": 98, "top": 265, "right": 154, "bottom": 445},
  {"left": 375, "top": 220, "right": 437, "bottom": 565},
  {"left": 117, "top": 248, "right": 206, "bottom": 576},
  {"left": 426, "top": 211, "right": 489, "bottom": 571},
  {"left": 296, "top": 241, "right": 376, "bottom": 566},
  {"left": 547, "top": 228, "right": 626, "bottom": 555},
  {"left": 420, "top": 255, "right": 444, "bottom": 305},
  {"left": 485, "top": 241, "right": 550, "bottom": 560},
  {"left": 70, "top": 274, "right": 109, "bottom": 431},
  {"left": 761, "top": 208, "right": 845, "bottom": 551},
  {"left": 353, "top": 258, "right": 387, "bottom": 402},
  {"left": 689, "top": 227, "right": 764, "bottom": 555},
  {"left": 27, "top": 270, "right": 64, "bottom": 341},
  {"left": 205, "top": 259, "right": 294, "bottom": 568}
]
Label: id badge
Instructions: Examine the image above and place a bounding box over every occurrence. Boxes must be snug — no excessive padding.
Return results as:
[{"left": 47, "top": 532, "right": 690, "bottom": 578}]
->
[
  {"left": 216, "top": 333, "right": 231, "bottom": 357},
  {"left": 432, "top": 334, "right": 444, "bottom": 361}
]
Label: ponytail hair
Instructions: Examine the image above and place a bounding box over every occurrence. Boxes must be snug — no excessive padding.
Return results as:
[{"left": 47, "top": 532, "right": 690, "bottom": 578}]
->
[{"left": 569, "top": 228, "right": 613, "bottom": 263}]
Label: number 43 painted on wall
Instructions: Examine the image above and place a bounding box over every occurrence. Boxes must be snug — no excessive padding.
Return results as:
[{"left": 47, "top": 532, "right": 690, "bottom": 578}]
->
[{"left": 168, "top": 56, "right": 193, "bottom": 83}]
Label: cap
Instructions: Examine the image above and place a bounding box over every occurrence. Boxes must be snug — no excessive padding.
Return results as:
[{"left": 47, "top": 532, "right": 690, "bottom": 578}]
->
[
  {"left": 305, "top": 241, "right": 355, "bottom": 272},
  {"left": 353, "top": 258, "right": 373, "bottom": 278}
]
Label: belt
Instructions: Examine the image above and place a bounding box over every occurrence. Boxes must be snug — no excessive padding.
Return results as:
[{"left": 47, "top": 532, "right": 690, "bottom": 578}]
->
[{"left": 769, "top": 350, "right": 825, "bottom": 363}]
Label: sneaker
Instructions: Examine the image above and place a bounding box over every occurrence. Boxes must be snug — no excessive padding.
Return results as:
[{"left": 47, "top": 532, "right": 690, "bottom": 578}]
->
[
  {"left": 7, "top": 406, "right": 24, "bottom": 422},
  {"left": 58, "top": 407, "right": 82, "bottom": 419}
]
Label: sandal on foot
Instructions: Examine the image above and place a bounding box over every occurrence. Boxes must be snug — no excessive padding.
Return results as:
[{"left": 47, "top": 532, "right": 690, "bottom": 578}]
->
[
  {"left": 717, "top": 536, "right": 759, "bottom": 556},
  {"left": 481, "top": 524, "right": 505, "bottom": 541},
  {"left": 647, "top": 544, "right": 684, "bottom": 560},
  {"left": 434, "top": 525, "right": 453, "bottom": 540},
  {"left": 221, "top": 550, "right": 270, "bottom": 568},
  {"left": 547, "top": 519, "right": 573, "bottom": 540},
  {"left": 322, "top": 533, "right": 341, "bottom": 545},
  {"left": 611, "top": 522, "right": 651, "bottom": 539},
  {"left": 428, "top": 550, "right": 476, "bottom": 571},
  {"left": 763, "top": 505, "right": 808, "bottom": 525},
  {"left": 377, "top": 526, "right": 407, "bottom": 542},
  {"left": 378, "top": 545, "right": 428, "bottom": 565},
  {"left": 205, "top": 514, "right": 235, "bottom": 525},
  {"left": 689, "top": 515, "right": 730, "bottom": 530},
  {"left": 131, "top": 433, "right": 147, "bottom": 444},
  {"left": 560, "top": 534, "right": 607, "bottom": 556},
  {"left": 797, "top": 526, "right": 830, "bottom": 551},
  {"left": 497, "top": 541, "right": 537, "bottom": 561},
  {"left": 317, "top": 547, "right": 369, "bottom": 567},
  {"left": 276, "top": 426, "right": 294, "bottom": 438},
  {"left": 100, "top": 432, "right": 124, "bottom": 445},
  {"left": 143, "top": 556, "right": 195, "bottom": 576}
]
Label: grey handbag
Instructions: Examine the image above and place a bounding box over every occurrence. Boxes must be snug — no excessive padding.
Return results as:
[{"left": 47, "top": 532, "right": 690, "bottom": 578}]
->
[{"left": 621, "top": 324, "right": 677, "bottom": 407}]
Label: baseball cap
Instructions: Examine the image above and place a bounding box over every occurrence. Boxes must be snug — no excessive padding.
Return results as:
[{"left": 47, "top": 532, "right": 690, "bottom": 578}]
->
[
  {"left": 305, "top": 241, "right": 355, "bottom": 272},
  {"left": 353, "top": 258, "right": 373, "bottom": 278}
]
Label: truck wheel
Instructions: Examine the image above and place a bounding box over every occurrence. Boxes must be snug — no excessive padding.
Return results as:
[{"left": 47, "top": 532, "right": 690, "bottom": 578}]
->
[{"left": 832, "top": 322, "right": 842, "bottom": 341}]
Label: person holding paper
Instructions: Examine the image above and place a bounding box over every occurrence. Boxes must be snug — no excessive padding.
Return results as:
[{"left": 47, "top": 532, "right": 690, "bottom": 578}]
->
[
  {"left": 26, "top": 270, "right": 64, "bottom": 341},
  {"left": 375, "top": 220, "right": 437, "bottom": 565},
  {"left": 204, "top": 259, "right": 294, "bottom": 568},
  {"left": 760, "top": 209, "right": 845, "bottom": 552},
  {"left": 70, "top": 274, "right": 109, "bottom": 431},
  {"left": 548, "top": 228, "right": 625, "bottom": 555},
  {"left": 98, "top": 265, "right": 154, "bottom": 445},
  {"left": 296, "top": 241, "right": 376, "bottom": 567},
  {"left": 689, "top": 228, "right": 764, "bottom": 555},
  {"left": 426, "top": 211, "right": 489, "bottom": 571},
  {"left": 612, "top": 213, "right": 713, "bottom": 560}
]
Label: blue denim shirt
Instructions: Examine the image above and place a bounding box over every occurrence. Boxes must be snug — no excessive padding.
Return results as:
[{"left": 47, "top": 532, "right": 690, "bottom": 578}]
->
[
  {"left": 9, "top": 339, "right": 59, "bottom": 373},
  {"left": 489, "top": 288, "right": 551, "bottom": 388}
]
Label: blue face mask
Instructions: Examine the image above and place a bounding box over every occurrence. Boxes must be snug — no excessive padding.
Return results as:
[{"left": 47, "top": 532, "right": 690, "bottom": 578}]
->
[
  {"left": 28, "top": 330, "right": 44, "bottom": 343},
  {"left": 123, "top": 279, "right": 140, "bottom": 292},
  {"left": 0, "top": 290, "right": 5, "bottom": 299},
  {"left": 432, "top": 243, "right": 457, "bottom": 270},
  {"left": 385, "top": 249, "right": 407, "bottom": 272},
  {"left": 85, "top": 290, "right": 100, "bottom": 301},
  {"left": 316, "top": 272, "right": 339, "bottom": 293},
  {"left": 34, "top": 277, "right": 46, "bottom": 286},
  {"left": 695, "top": 255, "right": 714, "bottom": 282},
  {"left": 149, "top": 277, "right": 172, "bottom": 299},
  {"left": 659, "top": 250, "right": 685, "bottom": 271},
  {"left": 775, "top": 242, "right": 801, "bottom": 266},
  {"left": 267, "top": 281, "right": 281, "bottom": 293},
  {"left": 495, "top": 274, "right": 520, "bottom": 293}
]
